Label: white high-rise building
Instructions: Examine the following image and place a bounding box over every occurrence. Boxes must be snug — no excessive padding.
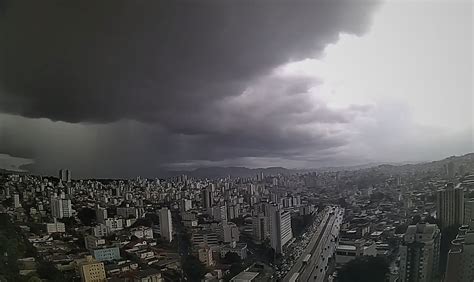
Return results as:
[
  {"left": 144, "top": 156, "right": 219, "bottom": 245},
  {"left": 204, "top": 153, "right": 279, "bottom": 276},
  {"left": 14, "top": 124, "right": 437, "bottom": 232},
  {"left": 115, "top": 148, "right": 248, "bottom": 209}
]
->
[
  {"left": 268, "top": 204, "right": 293, "bottom": 254},
  {"left": 50, "top": 196, "right": 73, "bottom": 218},
  {"left": 399, "top": 223, "right": 440, "bottom": 282},
  {"left": 445, "top": 221, "right": 474, "bottom": 282},
  {"left": 437, "top": 183, "right": 464, "bottom": 228},
  {"left": 13, "top": 193, "right": 21, "bottom": 208},
  {"left": 160, "top": 207, "right": 173, "bottom": 242}
]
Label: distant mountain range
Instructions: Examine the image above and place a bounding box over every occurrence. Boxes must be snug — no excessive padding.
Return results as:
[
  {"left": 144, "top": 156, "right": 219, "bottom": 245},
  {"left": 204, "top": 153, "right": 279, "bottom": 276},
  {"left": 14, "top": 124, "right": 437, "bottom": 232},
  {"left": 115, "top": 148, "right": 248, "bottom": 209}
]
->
[
  {"left": 2, "top": 153, "right": 472, "bottom": 179},
  {"left": 164, "top": 153, "right": 474, "bottom": 178},
  {"left": 163, "top": 166, "right": 293, "bottom": 178}
]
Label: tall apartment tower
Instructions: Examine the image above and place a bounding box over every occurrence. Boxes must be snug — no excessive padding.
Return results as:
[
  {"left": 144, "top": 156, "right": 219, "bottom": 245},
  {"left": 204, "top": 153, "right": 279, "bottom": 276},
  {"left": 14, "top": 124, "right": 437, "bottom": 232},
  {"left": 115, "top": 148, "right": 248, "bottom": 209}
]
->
[
  {"left": 399, "top": 223, "right": 441, "bottom": 282},
  {"left": 159, "top": 207, "right": 173, "bottom": 242},
  {"left": 252, "top": 214, "right": 270, "bottom": 243},
  {"left": 445, "top": 221, "right": 474, "bottom": 282},
  {"left": 201, "top": 186, "right": 213, "bottom": 210},
  {"left": 436, "top": 183, "right": 464, "bottom": 229},
  {"left": 59, "top": 169, "right": 71, "bottom": 182},
  {"left": 268, "top": 204, "right": 293, "bottom": 254},
  {"left": 51, "top": 195, "right": 73, "bottom": 218}
]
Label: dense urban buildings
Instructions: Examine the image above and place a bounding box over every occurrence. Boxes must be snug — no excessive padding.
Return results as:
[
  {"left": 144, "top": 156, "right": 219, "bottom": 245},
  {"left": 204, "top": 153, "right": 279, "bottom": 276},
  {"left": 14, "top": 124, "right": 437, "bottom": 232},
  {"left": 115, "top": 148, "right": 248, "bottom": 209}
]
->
[{"left": 0, "top": 153, "right": 473, "bottom": 281}]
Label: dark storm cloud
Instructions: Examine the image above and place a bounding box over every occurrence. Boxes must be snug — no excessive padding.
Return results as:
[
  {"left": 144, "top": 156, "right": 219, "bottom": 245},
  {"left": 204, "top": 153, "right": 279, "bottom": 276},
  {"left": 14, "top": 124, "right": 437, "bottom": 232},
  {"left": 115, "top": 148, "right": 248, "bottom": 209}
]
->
[
  {"left": 0, "top": 0, "right": 378, "bottom": 123},
  {"left": 0, "top": 0, "right": 380, "bottom": 176}
]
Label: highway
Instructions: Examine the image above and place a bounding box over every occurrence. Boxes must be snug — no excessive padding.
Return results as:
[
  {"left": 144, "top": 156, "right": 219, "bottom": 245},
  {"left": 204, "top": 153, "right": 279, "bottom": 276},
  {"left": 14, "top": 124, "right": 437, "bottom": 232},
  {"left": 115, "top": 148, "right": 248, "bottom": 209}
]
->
[{"left": 283, "top": 206, "right": 343, "bottom": 282}]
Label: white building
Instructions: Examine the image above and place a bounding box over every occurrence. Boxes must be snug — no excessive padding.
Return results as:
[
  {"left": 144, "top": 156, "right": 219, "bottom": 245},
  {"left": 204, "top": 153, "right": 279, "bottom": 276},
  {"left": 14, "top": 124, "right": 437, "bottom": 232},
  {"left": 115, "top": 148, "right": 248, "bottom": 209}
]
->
[
  {"left": 335, "top": 239, "right": 377, "bottom": 266},
  {"left": 131, "top": 226, "right": 154, "bottom": 239},
  {"left": 45, "top": 220, "right": 66, "bottom": 234},
  {"left": 159, "top": 207, "right": 173, "bottom": 242},
  {"left": 269, "top": 204, "right": 293, "bottom": 254},
  {"left": 399, "top": 223, "right": 440, "bottom": 282},
  {"left": 13, "top": 193, "right": 21, "bottom": 208},
  {"left": 105, "top": 218, "right": 124, "bottom": 232}
]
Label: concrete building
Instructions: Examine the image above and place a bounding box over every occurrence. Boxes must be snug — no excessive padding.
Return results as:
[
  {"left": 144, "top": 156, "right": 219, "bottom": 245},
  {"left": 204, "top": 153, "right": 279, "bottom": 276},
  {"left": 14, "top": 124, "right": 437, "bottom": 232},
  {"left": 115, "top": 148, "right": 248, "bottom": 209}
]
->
[
  {"left": 464, "top": 199, "right": 474, "bottom": 224},
  {"left": 13, "top": 193, "right": 21, "bottom": 208},
  {"left": 268, "top": 204, "right": 293, "bottom": 254},
  {"left": 399, "top": 223, "right": 440, "bottom": 282},
  {"left": 85, "top": 235, "right": 106, "bottom": 251},
  {"left": 59, "top": 169, "right": 71, "bottom": 183},
  {"left": 221, "top": 222, "right": 240, "bottom": 243},
  {"left": 198, "top": 247, "right": 214, "bottom": 266},
  {"left": 445, "top": 222, "right": 474, "bottom": 282},
  {"left": 437, "top": 183, "right": 464, "bottom": 228},
  {"left": 202, "top": 186, "right": 213, "bottom": 210},
  {"left": 105, "top": 218, "right": 123, "bottom": 232},
  {"left": 50, "top": 196, "right": 73, "bottom": 218},
  {"left": 335, "top": 239, "right": 377, "bottom": 266},
  {"left": 45, "top": 220, "right": 66, "bottom": 234},
  {"left": 95, "top": 206, "right": 107, "bottom": 224},
  {"left": 159, "top": 207, "right": 173, "bottom": 242},
  {"left": 252, "top": 214, "right": 269, "bottom": 243},
  {"left": 77, "top": 256, "right": 106, "bottom": 282},
  {"left": 92, "top": 246, "right": 121, "bottom": 262}
]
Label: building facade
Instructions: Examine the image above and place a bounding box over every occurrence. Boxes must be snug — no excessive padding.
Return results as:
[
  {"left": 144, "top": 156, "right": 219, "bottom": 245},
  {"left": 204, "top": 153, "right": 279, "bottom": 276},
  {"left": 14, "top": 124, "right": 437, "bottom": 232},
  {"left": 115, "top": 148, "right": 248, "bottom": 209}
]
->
[{"left": 399, "top": 223, "right": 440, "bottom": 282}]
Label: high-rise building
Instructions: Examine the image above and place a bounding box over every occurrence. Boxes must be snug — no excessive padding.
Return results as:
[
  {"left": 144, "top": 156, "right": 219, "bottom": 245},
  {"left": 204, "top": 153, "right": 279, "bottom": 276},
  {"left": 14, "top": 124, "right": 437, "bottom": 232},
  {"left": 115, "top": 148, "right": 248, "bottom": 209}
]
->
[
  {"left": 212, "top": 205, "right": 227, "bottom": 223},
  {"left": 268, "top": 204, "right": 293, "bottom": 254},
  {"left": 437, "top": 183, "right": 464, "bottom": 228},
  {"left": 464, "top": 200, "right": 474, "bottom": 224},
  {"left": 445, "top": 161, "right": 455, "bottom": 179},
  {"left": 50, "top": 196, "right": 73, "bottom": 218},
  {"left": 445, "top": 221, "right": 474, "bottom": 282},
  {"left": 77, "top": 255, "right": 106, "bottom": 282},
  {"left": 399, "top": 223, "right": 441, "bottom": 282},
  {"left": 95, "top": 206, "right": 108, "bottom": 224},
  {"left": 159, "top": 207, "right": 173, "bottom": 242},
  {"left": 59, "top": 169, "right": 71, "bottom": 182},
  {"left": 202, "top": 186, "right": 213, "bottom": 210},
  {"left": 252, "top": 214, "right": 270, "bottom": 243},
  {"left": 221, "top": 222, "right": 240, "bottom": 243},
  {"left": 13, "top": 193, "right": 21, "bottom": 208}
]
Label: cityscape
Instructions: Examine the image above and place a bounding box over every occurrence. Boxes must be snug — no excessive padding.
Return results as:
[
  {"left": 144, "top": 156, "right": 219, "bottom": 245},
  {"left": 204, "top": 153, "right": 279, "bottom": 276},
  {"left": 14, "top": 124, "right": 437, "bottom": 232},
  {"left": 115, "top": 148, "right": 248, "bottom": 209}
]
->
[
  {"left": 1, "top": 154, "right": 474, "bottom": 281},
  {"left": 0, "top": 0, "right": 473, "bottom": 282}
]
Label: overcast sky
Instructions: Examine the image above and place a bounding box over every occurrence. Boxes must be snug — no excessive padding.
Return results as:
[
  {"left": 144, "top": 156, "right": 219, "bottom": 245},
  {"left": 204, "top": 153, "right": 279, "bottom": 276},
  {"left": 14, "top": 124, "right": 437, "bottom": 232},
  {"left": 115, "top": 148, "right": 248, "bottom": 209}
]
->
[{"left": 0, "top": 0, "right": 472, "bottom": 178}]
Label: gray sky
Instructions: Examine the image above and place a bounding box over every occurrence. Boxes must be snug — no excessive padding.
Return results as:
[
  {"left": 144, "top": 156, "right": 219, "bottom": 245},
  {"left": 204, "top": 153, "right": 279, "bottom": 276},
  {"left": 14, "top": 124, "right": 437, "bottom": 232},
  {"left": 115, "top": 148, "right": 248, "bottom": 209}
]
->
[{"left": 0, "top": 0, "right": 472, "bottom": 178}]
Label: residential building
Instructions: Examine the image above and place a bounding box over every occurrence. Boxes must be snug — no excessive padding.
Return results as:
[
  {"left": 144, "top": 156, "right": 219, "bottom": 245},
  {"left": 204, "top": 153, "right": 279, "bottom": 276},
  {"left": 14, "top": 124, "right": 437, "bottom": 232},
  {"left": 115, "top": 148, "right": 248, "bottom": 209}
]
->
[
  {"left": 159, "top": 207, "right": 172, "bottom": 242},
  {"left": 399, "top": 223, "right": 440, "bottom": 282},
  {"left": 437, "top": 183, "right": 464, "bottom": 228},
  {"left": 77, "top": 255, "right": 106, "bottom": 282},
  {"left": 268, "top": 204, "right": 293, "bottom": 254},
  {"left": 445, "top": 222, "right": 474, "bottom": 282}
]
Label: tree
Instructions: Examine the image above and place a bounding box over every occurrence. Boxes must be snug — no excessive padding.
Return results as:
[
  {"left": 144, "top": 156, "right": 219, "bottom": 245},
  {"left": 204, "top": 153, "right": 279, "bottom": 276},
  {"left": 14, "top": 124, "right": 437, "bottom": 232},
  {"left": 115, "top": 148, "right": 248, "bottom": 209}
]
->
[
  {"left": 182, "top": 255, "right": 207, "bottom": 282},
  {"left": 77, "top": 207, "right": 96, "bottom": 226},
  {"left": 222, "top": 252, "right": 241, "bottom": 264},
  {"left": 338, "top": 256, "right": 389, "bottom": 282}
]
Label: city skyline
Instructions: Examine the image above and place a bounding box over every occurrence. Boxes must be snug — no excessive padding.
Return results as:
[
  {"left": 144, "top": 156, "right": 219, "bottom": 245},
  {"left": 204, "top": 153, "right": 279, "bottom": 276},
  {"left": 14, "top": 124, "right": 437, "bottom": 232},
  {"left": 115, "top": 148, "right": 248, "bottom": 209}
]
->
[{"left": 0, "top": 0, "right": 472, "bottom": 179}]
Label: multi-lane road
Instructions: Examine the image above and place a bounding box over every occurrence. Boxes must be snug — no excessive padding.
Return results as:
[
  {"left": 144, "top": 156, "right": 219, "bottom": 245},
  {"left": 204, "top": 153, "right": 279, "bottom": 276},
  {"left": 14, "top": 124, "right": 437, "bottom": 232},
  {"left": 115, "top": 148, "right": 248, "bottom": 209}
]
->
[{"left": 283, "top": 206, "right": 343, "bottom": 282}]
